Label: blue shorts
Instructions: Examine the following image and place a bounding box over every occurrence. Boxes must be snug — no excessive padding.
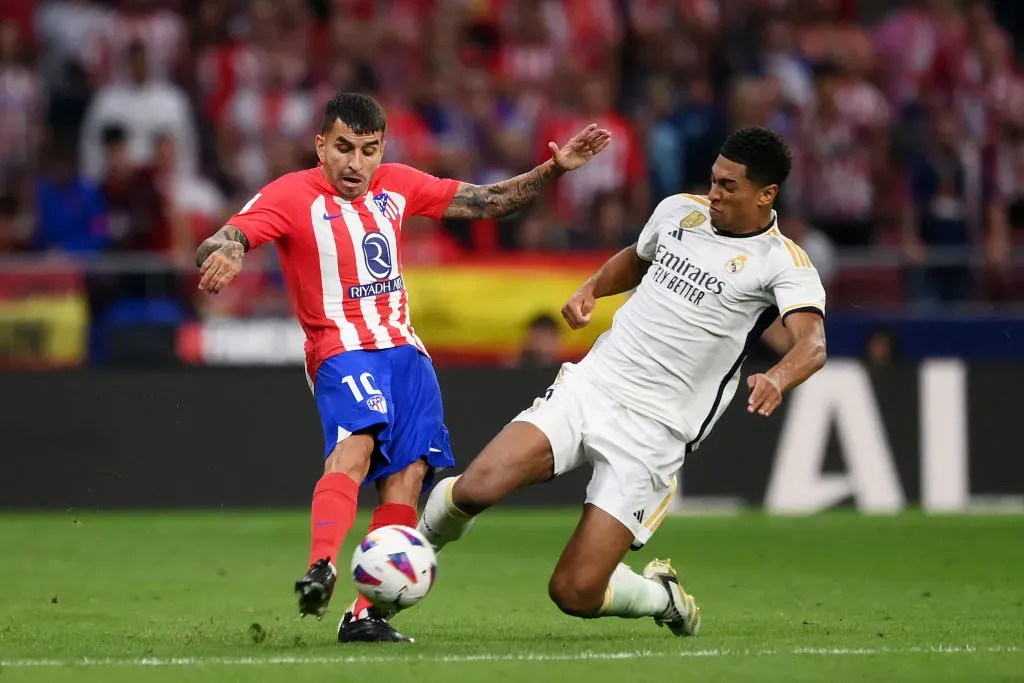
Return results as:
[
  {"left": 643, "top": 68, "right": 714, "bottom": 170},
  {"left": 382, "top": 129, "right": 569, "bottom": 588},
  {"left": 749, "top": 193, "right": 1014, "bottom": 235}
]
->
[{"left": 313, "top": 345, "right": 454, "bottom": 488}]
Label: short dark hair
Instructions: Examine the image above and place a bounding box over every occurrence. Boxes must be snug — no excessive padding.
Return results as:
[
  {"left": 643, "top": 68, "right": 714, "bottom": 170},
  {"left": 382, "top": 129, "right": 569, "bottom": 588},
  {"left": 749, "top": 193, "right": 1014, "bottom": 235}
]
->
[
  {"left": 101, "top": 125, "right": 127, "bottom": 147},
  {"left": 321, "top": 93, "right": 387, "bottom": 136},
  {"left": 528, "top": 313, "right": 560, "bottom": 333},
  {"left": 811, "top": 59, "right": 843, "bottom": 83},
  {"left": 719, "top": 126, "right": 792, "bottom": 188}
]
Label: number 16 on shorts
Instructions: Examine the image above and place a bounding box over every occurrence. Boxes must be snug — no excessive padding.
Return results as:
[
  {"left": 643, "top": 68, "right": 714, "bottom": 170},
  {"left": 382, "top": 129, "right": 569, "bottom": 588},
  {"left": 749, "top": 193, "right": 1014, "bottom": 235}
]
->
[{"left": 343, "top": 373, "right": 388, "bottom": 414}]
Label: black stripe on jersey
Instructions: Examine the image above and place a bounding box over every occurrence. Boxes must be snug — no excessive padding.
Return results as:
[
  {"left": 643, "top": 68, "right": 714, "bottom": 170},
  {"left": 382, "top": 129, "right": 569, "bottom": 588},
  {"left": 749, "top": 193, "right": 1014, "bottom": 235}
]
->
[
  {"left": 685, "top": 305, "right": 780, "bottom": 454},
  {"left": 781, "top": 306, "right": 824, "bottom": 326}
]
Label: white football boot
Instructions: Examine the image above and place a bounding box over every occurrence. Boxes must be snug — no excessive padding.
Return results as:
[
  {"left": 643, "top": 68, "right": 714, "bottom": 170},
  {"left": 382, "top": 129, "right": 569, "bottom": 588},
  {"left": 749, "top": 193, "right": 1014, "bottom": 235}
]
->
[{"left": 643, "top": 558, "right": 701, "bottom": 636}]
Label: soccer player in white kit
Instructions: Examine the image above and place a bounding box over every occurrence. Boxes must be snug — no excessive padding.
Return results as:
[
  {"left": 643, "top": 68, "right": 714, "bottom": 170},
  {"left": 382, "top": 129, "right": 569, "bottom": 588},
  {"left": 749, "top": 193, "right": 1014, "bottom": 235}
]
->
[{"left": 418, "top": 127, "right": 827, "bottom": 636}]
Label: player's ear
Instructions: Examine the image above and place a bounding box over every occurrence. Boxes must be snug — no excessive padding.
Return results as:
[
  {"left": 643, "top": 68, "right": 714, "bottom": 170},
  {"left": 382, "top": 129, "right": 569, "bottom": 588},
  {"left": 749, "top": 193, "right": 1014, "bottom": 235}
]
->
[
  {"left": 379, "top": 139, "right": 386, "bottom": 160},
  {"left": 315, "top": 134, "right": 326, "bottom": 164},
  {"left": 758, "top": 184, "right": 778, "bottom": 208}
]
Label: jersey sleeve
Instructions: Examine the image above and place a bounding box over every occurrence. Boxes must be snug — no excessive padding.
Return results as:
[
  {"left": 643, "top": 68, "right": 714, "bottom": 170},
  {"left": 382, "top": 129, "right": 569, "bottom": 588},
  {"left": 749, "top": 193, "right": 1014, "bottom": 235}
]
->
[
  {"left": 386, "top": 163, "right": 460, "bottom": 220},
  {"left": 769, "top": 261, "right": 827, "bottom": 325},
  {"left": 636, "top": 195, "right": 685, "bottom": 261},
  {"left": 226, "top": 176, "right": 296, "bottom": 250}
]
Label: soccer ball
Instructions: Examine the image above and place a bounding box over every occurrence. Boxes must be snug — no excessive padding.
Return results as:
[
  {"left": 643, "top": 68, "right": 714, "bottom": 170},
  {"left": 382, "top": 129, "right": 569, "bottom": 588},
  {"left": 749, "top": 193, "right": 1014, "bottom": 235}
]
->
[{"left": 350, "top": 525, "right": 437, "bottom": 612}]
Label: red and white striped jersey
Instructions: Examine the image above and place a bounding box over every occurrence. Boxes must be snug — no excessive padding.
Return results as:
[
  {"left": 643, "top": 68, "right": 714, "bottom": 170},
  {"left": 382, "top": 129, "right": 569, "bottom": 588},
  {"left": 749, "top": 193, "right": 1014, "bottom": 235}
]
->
[{"left": 228, "top": 164, "right": 459, "bottom": 378}]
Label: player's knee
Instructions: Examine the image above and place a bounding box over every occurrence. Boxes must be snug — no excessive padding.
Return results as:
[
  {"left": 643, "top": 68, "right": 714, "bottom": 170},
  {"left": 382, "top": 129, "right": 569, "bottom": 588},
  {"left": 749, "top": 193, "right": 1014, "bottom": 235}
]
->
[
  {"left": 377, "top": 459, "right": 428, "bottom": 506},
  {"left": 547, "top": 571, "right": 604, "bottom": 618},
  {"left": 324, "top": 431, "right": 375, "bottom": 480}
]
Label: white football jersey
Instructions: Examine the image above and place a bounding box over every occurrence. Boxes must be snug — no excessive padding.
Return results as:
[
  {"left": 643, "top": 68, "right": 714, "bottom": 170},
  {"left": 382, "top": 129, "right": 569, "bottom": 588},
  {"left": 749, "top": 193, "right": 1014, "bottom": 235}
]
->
[{"left": 575, "top": 193, "right": 826, "bottom": 451}]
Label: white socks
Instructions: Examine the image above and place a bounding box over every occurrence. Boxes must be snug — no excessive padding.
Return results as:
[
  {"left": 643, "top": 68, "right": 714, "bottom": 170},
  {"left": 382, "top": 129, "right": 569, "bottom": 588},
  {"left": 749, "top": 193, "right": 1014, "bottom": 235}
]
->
[
  {"left": 598, "top": 563, "right": 670, "bottom": 619},
  {"left": 418, "top": 480, "right": 669, "bottom": 622},
  {"left": 416, "top": 476, "right": 475, "bottom": 552}
]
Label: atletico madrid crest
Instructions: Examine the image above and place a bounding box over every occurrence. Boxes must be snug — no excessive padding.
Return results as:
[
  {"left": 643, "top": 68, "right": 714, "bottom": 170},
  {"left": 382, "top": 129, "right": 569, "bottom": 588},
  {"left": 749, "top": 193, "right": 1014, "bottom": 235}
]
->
[{"left": 373, "top": 192, "right": 400, "bottom": 221}]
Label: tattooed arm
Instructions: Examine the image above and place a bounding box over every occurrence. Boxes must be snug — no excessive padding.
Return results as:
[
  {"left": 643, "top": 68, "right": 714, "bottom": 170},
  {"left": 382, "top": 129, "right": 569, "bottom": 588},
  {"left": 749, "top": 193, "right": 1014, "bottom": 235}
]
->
[
  {"left": 443, "top": 160, "right": 565, "bottom": 220},
  {"left": 442, "top": 123, "right": 612, "bottom": 220},
  {"left": 196, "top": 225, "right": 250, "bottom": 294}
]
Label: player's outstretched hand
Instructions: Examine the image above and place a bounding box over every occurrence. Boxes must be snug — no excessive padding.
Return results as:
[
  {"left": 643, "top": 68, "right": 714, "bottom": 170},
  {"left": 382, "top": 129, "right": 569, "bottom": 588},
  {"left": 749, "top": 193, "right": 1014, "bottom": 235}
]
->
[
  {"left": 562, "top": 287, "right": 596, "bottom": 330},
  {"left": 747, "top": 373, "right": 783, "bottom": 417},
  {"left": 198, "top": 243, "right": 245, "bottom": 294},
  {"left": 549, "top": 123, "right": 612, "bottom": 172}
]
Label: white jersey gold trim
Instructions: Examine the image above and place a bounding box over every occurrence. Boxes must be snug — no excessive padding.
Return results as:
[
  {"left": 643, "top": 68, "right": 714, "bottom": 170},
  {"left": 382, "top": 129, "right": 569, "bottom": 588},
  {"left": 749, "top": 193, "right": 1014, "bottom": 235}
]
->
[{"left": 575, "top": 194, "right": 827, "bottom": 451}]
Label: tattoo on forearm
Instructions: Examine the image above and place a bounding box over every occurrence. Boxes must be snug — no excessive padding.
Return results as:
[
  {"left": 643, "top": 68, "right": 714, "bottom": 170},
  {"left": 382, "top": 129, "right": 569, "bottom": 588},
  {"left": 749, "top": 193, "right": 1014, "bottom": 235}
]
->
[
  {"left": 195, "top": 225, "right": 250, "bottom": 267},
  {"left": 444, "top": 162, "right": 565, "bottom": 220}
]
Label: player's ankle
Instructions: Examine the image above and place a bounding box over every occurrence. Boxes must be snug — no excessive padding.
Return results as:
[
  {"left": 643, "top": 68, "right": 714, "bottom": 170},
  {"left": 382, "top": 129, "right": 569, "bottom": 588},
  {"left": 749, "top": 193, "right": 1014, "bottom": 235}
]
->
[{"left": 441, "top": 476, "right": 475, "bottom": 518}]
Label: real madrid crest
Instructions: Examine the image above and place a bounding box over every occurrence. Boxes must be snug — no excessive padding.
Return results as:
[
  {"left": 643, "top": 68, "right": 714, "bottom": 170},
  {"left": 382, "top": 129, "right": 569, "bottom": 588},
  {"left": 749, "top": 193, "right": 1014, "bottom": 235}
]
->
[
  {"left": 679, "top": 210, "right": 707, "bottom": 229},
  {"left": 724, "top": 255, "right": 748, "bottom": 274}
]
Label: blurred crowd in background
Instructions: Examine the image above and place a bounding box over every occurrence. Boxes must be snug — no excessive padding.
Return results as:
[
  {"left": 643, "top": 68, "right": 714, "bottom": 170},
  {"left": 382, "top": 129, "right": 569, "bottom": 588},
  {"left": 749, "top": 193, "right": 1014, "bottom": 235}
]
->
[{"left": 1, "top": 0, "right": 1024, "bottom": 324}]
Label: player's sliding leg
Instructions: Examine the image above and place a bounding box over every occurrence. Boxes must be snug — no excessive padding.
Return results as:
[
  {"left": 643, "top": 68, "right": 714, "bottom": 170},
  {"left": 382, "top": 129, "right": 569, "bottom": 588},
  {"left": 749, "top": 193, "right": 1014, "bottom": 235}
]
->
[
  {"left": 337, "top": 459, "right": 427, "bottom": 644},
  {"left": 418, "top": 421, "right": 556, "bottom": 551},
  {"left": 548, "top": 504, "right": 700, "bottom": 636},
  {"left": 296, "top": 433, "right": 374, "bottom": 618}
]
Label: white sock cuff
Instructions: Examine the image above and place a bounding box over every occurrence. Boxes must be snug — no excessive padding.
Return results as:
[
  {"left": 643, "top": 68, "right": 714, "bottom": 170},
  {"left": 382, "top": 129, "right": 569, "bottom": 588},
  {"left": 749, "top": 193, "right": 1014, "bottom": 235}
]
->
[{"left": 442, "top": 476, "right": 472, "bottom": 519}]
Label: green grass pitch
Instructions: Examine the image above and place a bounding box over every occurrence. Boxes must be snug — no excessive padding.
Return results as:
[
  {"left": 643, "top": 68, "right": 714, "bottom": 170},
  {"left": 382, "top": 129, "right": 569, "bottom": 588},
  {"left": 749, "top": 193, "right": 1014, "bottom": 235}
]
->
[{"left": 1, "top": 510, "right": 1022, "bottom": 682}]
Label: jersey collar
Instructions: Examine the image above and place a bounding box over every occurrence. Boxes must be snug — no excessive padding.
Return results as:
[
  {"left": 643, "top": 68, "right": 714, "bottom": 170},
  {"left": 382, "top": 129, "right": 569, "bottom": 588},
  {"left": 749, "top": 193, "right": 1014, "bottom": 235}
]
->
[{"left": 713, "top": 210, "right": 777, "bottom": 239}]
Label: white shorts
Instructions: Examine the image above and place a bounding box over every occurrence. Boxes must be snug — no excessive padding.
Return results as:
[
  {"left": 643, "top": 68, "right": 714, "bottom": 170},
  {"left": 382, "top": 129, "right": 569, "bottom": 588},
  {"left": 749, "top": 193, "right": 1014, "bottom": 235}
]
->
[{"left": 512, "top": 363, "right": 686, "bottom": 549}]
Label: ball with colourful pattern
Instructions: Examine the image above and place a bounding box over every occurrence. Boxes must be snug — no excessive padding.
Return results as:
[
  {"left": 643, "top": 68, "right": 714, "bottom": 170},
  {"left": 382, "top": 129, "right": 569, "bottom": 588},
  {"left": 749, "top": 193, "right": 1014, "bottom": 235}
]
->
[{"left": 350, "top": 524, "right": 438, "bottom": 612}]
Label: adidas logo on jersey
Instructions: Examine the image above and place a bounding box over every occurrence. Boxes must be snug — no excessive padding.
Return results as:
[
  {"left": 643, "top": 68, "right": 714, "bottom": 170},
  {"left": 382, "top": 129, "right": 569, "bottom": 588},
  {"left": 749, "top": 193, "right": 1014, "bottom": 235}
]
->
[
  {"left": 633, "top": 509, "right": 645, "bottom": 524},
  {"left": 669, "top": 210, "right": 707, "bottom": 242}
]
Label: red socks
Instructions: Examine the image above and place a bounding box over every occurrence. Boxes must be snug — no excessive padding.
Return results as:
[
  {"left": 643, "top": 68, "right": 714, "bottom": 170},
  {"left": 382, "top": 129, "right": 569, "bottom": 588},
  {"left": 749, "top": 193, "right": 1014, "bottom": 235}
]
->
[
  {"left": 308, "top": 474, "right": 417, "bottom": 619},
  {"left": 352, "top": 503, "right": 418, "bottom": 616},
  {"left": 308, "top": 472, "right": 360, "bottom": 568}
]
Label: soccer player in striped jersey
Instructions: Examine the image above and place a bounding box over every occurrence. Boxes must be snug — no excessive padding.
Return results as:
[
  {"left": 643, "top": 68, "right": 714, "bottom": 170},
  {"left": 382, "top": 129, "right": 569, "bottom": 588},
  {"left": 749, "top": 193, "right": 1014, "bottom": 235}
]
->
[
  {"left": 418, "top": 127, "right": 828, "bottom": 637},
  {"left": 195, "top": 93, "right": 611, "bottom": 643}
]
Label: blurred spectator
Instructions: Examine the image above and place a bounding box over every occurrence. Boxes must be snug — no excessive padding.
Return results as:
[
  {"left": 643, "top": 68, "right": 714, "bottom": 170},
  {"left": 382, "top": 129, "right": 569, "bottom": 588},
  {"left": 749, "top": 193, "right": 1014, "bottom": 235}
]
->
[
  {"left": 759, "top": 16, "right": 814, "bottom": 115},
  {"left": 193, "top": 7, "right": 262, "bottom": 128},
  {"left": 864, "top": 328, "right": 899, "bottom": 367},
  {"left": 903, "top": 110, "right": 988, "bottom": 306},
  {"left": 91, "top": 0, "right": 188, "bottom": 85},
  {"left": 494, "top": 0, "right": 561, "bottom": 124},
  {"left": 794, "top": 61, "right": 886, "bottom": 248},
  {"left": 515, "top": 312, "right": 562, "bottom": 368},
  {"left": 539, "top": 73, "right": 647, "bottom": 236},
  {"left": 798, "top": 0, "right": 875, "bottom": 76},
  {"left": 646, "top": 75, "right": 727, "bottom": 201},
  {"left": 221, "top": 44, "right": 314, "bottom": 193},
  {"left": 873, "top": 0, "right": 962, "bottom": 115},
  {"left": 0, "top": 20, "right": 40, "bottom": 191},
  {"left": 100, "top": 125, "right": 166, "bottom": 253},
  {"left": 79, "top": 40, "right": 198, "bottom": 182},
  {"left": 0, "top": 194, "right": 30, "bottom": 252},
  {"left": 33, "top": 140, "right": 108, "bottom": 253},
  {"left": 153, "top": 133, "right": 226, "bottom": 265},
  {"left": 35, "top": 0, "right": 110, "bottom": 92},
  {"left": 565, "top": 191, "right": 637, "bottom": 251},
  {"left": 425, "top": 68, "right": 530, "bottom": 182},
  {"left": 728, "top": 76, "right": 785, "bottom": 133}
]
